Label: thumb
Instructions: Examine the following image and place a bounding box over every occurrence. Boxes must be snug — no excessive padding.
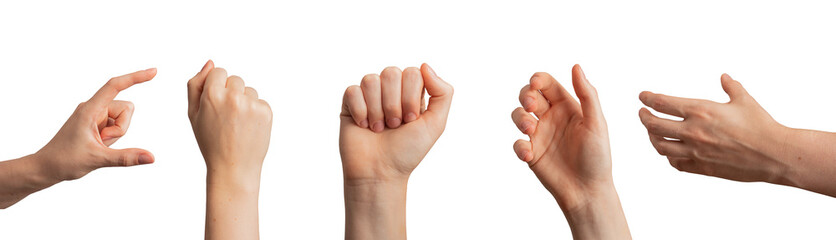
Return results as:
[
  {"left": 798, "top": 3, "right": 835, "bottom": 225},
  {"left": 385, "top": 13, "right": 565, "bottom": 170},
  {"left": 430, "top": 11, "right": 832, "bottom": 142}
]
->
[
  {"left": 188, "top": 60, "right": 215, "bottom": 119},
  {"left": 571, "top": 64, "right": 604, "bottom": 125},
  {"left": 103, "top": 148, "right": 155, "bottom": 167},
  {"left": 720, "top": 73, "right": 751, "bottom": 102},
  {"left": 420, "top": 63, "right": 454, "bottom": 133}
]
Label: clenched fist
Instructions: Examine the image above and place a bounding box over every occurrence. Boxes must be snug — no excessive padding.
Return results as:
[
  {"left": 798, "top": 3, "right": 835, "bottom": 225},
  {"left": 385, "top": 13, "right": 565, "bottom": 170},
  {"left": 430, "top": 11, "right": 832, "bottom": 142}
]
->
[
  {"left": 339, "top": 63, "right": 453, "bottom": 240},
  {"left": 339, "top": 63, "right": 453, "bottom": 183},
  {"left": 187, "top": 60, "right": 272, "bottom": 240}
]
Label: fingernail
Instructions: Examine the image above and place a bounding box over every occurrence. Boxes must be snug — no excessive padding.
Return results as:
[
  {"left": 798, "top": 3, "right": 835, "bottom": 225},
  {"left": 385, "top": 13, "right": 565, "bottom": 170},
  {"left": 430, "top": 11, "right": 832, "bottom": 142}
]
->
[
  {"left": 138, "top": 154, "right": 154, "bottom": 164},
  {"left": 524, "top": 152, "right": 533, "bottom": 162},
  {"left": 201, "top": 60, "right": 212, "bottom": 71},
  {"left": 521, "top": 121, "right": 533, "bottom": 134},
  {"left": 425, "top": 63, "right": 437, "bottom": 77},
  {"left": 405, "top": 112, "right": 417, "bottom": 122},
  {"left": 520, "top": 151, "right": 531, "bottom": 162},
  {"left": 146, "top": 68, "right": 157, "bottom": 74},
  {"left": 387, "top": 118, "right": 402, "bottom": 128},
  {"left": 359, "top": 119, "right": 369, "bottom": 128},
  {"left": 372, "top": 121, "right": 384, "bottom": 132},
  {"left": 523, "top": 97, "right": 535, "bottom": 110}
]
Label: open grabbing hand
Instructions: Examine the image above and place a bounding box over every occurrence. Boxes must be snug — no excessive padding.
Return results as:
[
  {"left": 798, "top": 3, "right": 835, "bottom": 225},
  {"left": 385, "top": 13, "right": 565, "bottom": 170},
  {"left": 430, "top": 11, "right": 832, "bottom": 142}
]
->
[
  {"left": 638, "top": 74, "right": 791, "bottom": 183},
  {"left": 512, "top": 65, "right": 630, "bottom": 240}
]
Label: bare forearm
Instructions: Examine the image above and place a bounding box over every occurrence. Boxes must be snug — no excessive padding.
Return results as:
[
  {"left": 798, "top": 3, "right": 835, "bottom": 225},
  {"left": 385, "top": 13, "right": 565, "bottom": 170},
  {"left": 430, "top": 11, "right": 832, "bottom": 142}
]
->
[
  {"left": 344, "top": 178, "right": 408, "bottom": 240},
  {"left": 561, "top": 182, "right": 631, "bottom": 240},
  {"left": 0, "top": 154, "right": 59, "bottom": 209},
  {"left": 205, "top": 168, "right": 261, "bottom": 240},
  {"left": 772, "top": 127, "right": 836, "bottom": 197}
]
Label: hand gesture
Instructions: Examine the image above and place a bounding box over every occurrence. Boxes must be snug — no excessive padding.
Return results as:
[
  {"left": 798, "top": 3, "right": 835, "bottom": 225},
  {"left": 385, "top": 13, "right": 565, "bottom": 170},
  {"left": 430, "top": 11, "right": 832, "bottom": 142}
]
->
[
  {"left": 511, "top": 65, "right": 611, "bottom": 208},
  {"left": 339, "top": 64, "right": 453, "bottom": 182},
  {"left": 36, "top": 68, "right": 157, "bottom": 181}
]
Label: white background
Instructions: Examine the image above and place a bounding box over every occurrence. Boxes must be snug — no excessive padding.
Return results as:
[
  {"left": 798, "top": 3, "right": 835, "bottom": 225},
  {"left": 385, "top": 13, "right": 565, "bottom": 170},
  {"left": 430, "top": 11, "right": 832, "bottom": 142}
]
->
[{"left": 1, "top": 0, "right": 835, "bottom": 239}]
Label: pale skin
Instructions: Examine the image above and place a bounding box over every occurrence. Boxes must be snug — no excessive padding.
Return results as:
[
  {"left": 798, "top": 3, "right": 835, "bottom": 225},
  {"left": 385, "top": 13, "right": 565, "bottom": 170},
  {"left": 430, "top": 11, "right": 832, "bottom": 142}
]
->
[
  {"left": 639, "top": 73, "right": 836, "bottom": 197},
  {"left": 339, "top": 63, "right": 453, "bottom": 240},
  {"left": 511, "top": 65, "right": 631, "bottom": 240},
  {"left": 187, "top": 60, "right": 273, "bottom": 240},
  {"left": 0, "top": 68, "right": 157, "bottom": 209}
]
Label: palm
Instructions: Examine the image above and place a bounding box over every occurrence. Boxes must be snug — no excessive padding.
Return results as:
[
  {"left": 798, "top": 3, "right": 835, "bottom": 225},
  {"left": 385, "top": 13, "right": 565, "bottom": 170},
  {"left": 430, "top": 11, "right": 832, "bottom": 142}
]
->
[
  {"left": 339, "top": 116, "right": 439, "bottom": 181},
  {"left": 530, "top": 101, "right": 611, "bottom": 198}
]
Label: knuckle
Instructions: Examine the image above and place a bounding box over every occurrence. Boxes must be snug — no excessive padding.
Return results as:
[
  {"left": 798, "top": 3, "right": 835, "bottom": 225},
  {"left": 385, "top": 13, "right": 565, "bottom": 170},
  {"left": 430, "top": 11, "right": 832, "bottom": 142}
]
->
[
  {"left": 403, "top": 67, "right": 420, "bottom": 74},
  {"left": 645, "top": 120, "right": 658, "bottom": 132},
  {"left": 383, "top": 102, "right": 401, "bottom": 113},
  {"left": 687, "top": 128, "right": 710, "bottom": 144},
  {"left": 687, "top": 104, "right": 712, "bottom": 119},
  {"left": 586, "top": 86, "right": 599, "bottom": 98},
  {"left": 361, "top": 74, "right": 379, "bottom": 88},
  {"left": 344, "top": 86, "right": 356, "bottom": 96},
  {"left": 382, "top": 66, "right": 402, "bottom": 74},
  {"left": 690, "top": 148, "right": 704, "bottom": 160},
  {"left": 667, "top": 159, "right": 682, "bottom": 171},
  {"left": 655, "top": 146, "right": 667, "bottom": 155},
  {"left": 115, "top": 153, "right": 131, "bottom": 167},
  {"left": 651, "top": 98, "right": 666, "bottom": 110},
  {"left": 342, "top": 86, "right": 353, "bottom": 98},
  {"left": 691, "top": 147, "right": 715, "bottom": 161}
]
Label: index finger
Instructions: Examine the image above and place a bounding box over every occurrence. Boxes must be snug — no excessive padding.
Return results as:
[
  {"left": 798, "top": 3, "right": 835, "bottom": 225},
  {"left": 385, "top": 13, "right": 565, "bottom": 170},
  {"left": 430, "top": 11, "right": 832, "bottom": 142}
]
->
[
  {"left": 638, "top": 91, "right": 700, "bottom": 118},
  {"left": 88, "top": 68, "right": 157, "bottom": 109}
]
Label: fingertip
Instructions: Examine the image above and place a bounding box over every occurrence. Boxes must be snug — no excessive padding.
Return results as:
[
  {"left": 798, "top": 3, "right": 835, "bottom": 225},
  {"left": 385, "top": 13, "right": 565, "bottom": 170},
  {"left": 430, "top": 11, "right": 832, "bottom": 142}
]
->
[
  {"left": 421, "top": 63, "right": 435, "bottom": 77},
  {"left": 572, "top": 64, "right": 583, "bottom": 76},
  {"left": 513, "top": 139, "right": 533, "bottom": 162},
  {"left": 386, "top": 118, "right": 402, "bottom": 128},
  {"left": 138, "top": 153, "right": 154, "bottom": 165},
  {"left": 639, "top": 91, "right": 652, "bottom": 102},
  {"left": 720, "top": 73, "right": 738, "bottom": 87},
  {"left": 638, "top": 107, "right": 650, "bottom": 121},
  {"left": 404, "top": 112, "right": 418, "bottom": 123},
  {"left": 145, "top": 68, "right": 157, "bottom": 77},
  {"left": 529, "top": 72, "right": 545, "bottom": 89},
  {"left": 200, "top": 60, "right": 215, "bottom": 73},
  {"left": 371, "top": 121, "right": 384, "bottom": 133}
]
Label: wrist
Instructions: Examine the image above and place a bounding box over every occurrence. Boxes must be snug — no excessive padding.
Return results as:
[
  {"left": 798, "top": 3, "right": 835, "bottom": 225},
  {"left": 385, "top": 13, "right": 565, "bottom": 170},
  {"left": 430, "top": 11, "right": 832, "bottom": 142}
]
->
[
  {"left": 757, "top": 125, "right": 809, "bottom": 189},
  {"left": 344, "top": 177, "right": 408, "bottom": 205},
  {"left": 24, "top": 153, "right": 62, "bottom": 188},
  {"left": 206, "top": 164, "right": 262, "bottom": 196},
  {"left": 205, "top": 165, "right": 261, "bottom": 240},
  {"left": 556, "top": 179, "right": 617, "bottom": 214},
  {"left": 343, "top": 177, "right": 409, "bottom": 240},
  {"left": 560, "top": 181, "right": 631, "bottom": 240}
]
